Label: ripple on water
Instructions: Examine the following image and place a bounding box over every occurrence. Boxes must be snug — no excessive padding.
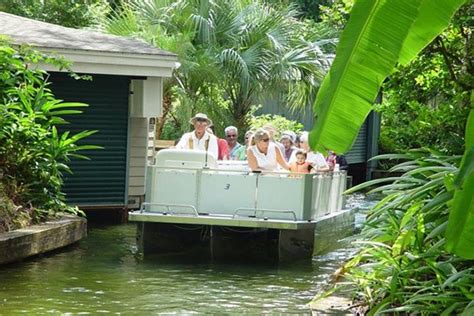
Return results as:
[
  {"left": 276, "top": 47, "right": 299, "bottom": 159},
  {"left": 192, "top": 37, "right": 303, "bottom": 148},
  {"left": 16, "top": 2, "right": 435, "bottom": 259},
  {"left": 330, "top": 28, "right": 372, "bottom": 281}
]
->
[{"left": 0, "top": 195, "right": 376, "bottom": 314}]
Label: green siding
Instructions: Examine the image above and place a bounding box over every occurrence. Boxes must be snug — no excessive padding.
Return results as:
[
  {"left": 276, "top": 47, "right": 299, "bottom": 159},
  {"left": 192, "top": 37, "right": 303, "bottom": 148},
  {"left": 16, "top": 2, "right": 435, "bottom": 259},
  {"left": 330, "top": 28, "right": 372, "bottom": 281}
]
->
[
  {"left": 345, "top": 121, "right": 368, "bottom": 164},
  {"left": 50, "top": 73, "right": 130, "bottom": 207}
]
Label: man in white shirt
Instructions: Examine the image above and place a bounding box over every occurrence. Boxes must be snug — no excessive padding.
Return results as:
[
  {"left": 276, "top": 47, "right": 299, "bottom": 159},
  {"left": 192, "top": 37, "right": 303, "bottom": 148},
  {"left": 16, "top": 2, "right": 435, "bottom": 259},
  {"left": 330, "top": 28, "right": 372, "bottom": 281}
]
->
[{"left": 176, "top": 113, "right": 219, "bottom": 159}]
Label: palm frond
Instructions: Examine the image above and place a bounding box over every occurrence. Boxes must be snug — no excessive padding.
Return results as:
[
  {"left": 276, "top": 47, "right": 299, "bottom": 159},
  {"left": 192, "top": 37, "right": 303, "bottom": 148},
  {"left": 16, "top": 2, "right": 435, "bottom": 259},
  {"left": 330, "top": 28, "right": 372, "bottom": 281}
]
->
[{"left": 102, "top": 5, "right": 140, "bottom": 37}]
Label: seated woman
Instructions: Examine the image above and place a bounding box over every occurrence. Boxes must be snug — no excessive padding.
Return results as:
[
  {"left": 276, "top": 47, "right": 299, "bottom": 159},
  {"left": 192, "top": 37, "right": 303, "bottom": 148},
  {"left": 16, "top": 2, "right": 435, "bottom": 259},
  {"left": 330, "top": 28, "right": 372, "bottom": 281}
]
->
[
  {"left": 280, "top": 131, "right": 297, "bottom": 162},
  {"left": 247, "top": 129, "right": 290, "bottom": 172}
]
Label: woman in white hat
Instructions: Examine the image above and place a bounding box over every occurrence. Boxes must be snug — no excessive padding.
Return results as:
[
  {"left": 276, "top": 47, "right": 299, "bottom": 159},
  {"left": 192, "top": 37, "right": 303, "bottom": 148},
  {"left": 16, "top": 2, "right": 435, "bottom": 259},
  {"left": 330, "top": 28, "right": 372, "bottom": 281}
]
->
[{"left": 175, "top": 113, "right": 218, "bottom": 159}]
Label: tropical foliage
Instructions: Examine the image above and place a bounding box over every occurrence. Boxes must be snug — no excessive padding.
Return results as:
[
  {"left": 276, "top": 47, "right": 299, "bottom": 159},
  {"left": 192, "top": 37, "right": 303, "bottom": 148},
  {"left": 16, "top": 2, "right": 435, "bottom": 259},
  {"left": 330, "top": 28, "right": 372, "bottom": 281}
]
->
[
  {"left": 0, "top": 0, "right": 110, "bottom": 28},
  {"left": 307, "top": 1, "right": 473, "bottom": 157},
  {"left": 332, "top": 151, "right": 474, "bottom": 314},
  {"left": 307, "top": 0, "right": 473, "bottom": 311},
  {"left": 250, "top": 113, "right": 304, "bottom": 138},
  {"left": 160, "top": 84, "right": 234, "bottom": 141},
  {"left": 378, "top": 3, "right": 473, "bottom": 155},
  {"left": 94, "top": 0, "right": 331, "bottom": 134},
  {"left": 308, "top": 0, "right": 473, "bottom": 256},
  {"left": 0, "top": 41, "right": 97, "bottom": 232},
  {"left": 266, "top": 0, "right": 329, "bottom": 21},
  {"left": 309, "top": 0, "right": 467, "bottom": 155}
]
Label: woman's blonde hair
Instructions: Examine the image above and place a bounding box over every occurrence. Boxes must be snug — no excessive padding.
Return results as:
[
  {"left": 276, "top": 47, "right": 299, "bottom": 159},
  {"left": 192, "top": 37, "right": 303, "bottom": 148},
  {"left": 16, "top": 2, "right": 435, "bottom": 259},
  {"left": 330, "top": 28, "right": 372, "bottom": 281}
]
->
[{"left": 253, "top": 129, "right": 270, "bottom": 143}]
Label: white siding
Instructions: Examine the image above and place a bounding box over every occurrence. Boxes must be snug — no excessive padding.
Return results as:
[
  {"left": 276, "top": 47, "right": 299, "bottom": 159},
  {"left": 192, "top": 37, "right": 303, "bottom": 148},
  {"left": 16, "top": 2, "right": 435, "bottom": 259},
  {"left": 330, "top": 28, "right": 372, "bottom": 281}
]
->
[{"left": 128, "top": 117, "right": 148, "bottom": 207}]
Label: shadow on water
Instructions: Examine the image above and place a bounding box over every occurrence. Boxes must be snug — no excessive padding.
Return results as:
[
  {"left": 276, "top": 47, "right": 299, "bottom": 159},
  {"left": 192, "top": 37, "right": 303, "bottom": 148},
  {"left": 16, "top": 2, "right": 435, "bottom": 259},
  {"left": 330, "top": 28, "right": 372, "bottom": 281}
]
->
[{"left": 0, "top": 194, "right": 376, "bottom": 314}]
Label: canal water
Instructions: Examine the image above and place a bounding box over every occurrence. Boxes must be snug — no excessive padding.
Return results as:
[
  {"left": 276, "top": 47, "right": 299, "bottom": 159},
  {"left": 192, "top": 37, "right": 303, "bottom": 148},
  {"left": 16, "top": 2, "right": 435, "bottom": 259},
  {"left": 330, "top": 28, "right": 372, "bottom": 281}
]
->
[{"left": 0, "top": 195, "right": 373, "bottom": 314}]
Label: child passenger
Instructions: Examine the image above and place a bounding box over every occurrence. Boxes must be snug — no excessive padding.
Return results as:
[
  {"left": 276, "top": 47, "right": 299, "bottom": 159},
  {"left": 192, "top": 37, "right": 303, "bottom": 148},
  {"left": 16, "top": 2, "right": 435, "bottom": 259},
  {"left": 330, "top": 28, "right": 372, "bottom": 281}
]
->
[{"left": 289, "top": 150, "right": 312, "bottom": 174}]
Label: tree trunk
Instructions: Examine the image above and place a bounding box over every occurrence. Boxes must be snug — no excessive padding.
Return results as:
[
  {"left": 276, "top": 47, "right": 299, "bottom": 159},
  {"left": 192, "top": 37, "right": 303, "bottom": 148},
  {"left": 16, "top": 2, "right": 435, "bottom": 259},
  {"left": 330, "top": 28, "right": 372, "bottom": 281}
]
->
[
  {"left": 232, "top": 96, "right": 252, "bottom": 136},
  {"left": 155, "top": 94, "right": 172, "bottom": 140}
]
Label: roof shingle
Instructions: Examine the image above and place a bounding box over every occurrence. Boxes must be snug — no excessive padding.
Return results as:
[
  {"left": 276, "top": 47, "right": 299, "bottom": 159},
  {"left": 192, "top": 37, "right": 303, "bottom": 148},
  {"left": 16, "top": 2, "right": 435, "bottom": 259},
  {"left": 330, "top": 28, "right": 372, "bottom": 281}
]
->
[{"left": 0, "top": 12, "right": 175, "bottom": 57}]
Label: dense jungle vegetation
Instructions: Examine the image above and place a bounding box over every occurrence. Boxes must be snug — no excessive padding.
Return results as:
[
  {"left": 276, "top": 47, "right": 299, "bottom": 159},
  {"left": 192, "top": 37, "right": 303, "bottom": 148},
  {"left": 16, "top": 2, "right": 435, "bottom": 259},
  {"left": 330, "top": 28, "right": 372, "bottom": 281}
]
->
[{"left": 307, "top": 0, "right": 473, "bottom": 314}]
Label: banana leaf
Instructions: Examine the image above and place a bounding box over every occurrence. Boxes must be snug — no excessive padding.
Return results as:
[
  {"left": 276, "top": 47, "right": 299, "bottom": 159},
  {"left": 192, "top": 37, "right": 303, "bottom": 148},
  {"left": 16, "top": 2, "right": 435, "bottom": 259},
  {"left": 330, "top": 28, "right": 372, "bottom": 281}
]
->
[
  {"left": 309, "top": 0, "right": 467, "bottom": 154},
  {"left": 446, "top": 92, "right": 474, "bottom": 259}
]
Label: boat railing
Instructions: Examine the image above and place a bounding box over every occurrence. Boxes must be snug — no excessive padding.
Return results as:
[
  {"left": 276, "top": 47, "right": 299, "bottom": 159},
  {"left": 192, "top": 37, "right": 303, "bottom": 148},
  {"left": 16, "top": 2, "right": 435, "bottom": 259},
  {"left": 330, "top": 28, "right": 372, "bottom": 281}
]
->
[
  {"left": 232, "top": 208, "right": 298, "bottom": 221},
  {"left": 140, "top": 202, "right": 199, "bottom": 217},
  {"left": 144, "top": 164, "right": 347, "bottom": 222}
]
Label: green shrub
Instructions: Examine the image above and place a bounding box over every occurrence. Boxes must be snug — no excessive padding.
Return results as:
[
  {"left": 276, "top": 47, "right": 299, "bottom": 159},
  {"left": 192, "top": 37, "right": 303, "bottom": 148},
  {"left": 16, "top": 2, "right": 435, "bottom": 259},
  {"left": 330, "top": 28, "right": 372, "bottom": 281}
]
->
[
  {"left": 0, "top": 40, "right": 98, "bottom": 228},
  {"left": 330, "top": 150, "right": 474, "bottom": 314},
  {"left": 0, "top": 0, "right": 109, "bottom": 28},
  {"left": 250, "top": 113, "right": 304, "bottom": 139},
  {"left": 377, "top": 98, "right": 469, "bottom": 156}
]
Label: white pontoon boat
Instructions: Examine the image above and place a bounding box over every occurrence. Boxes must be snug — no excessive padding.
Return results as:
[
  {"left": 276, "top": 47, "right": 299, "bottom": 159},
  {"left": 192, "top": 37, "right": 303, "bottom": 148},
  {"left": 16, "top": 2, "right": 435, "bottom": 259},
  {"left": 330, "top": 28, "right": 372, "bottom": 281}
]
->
[{"left": 129, "top": 149, "right": 350, "bottom": 261}]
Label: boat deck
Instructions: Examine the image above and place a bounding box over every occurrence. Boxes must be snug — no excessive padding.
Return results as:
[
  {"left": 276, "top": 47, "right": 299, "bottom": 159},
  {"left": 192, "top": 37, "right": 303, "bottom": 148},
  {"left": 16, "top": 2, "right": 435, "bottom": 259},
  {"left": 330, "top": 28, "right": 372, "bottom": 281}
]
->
[{"left": 129, "top": 211, "right": 316, "bottom": 230}]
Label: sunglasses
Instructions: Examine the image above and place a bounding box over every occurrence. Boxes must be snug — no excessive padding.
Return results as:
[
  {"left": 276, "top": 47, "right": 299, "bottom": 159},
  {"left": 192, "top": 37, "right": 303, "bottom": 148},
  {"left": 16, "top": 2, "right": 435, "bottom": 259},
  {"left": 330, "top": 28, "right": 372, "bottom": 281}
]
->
[
  {"left": 261, "top": 138, "right": 270, "bottom": 142},
  {"left": 195, "top": 118, "right": 208, "bottom": 123}
]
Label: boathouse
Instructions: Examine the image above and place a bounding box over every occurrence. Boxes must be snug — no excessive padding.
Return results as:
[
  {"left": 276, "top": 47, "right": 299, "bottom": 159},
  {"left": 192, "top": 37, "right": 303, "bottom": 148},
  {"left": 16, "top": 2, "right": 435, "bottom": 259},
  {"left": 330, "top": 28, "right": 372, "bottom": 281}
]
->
[{"left": 0, "top": 12, "right": 177, "bottom": 210}]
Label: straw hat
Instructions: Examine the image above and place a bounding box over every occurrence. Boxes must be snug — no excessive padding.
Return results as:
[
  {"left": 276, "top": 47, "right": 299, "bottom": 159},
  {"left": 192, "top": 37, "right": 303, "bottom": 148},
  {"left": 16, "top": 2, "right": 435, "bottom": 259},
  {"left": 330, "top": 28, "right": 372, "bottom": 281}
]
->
[{"left": 189, "top": 113, "right": 213, "bottom": 126}]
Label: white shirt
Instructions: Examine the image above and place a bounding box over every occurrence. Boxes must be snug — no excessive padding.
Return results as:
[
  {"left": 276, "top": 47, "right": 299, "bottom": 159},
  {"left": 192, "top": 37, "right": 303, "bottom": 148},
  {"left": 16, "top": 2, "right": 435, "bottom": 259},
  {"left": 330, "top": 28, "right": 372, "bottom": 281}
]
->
[
  {"left": 249, "top": 142, "right": 278, "bottom": 171},
  {"left": 289, "top": 150, "right": 329, "bottom": 169},
  {"left": 176, "top": 131, "right": 218, "bottom": 159}
]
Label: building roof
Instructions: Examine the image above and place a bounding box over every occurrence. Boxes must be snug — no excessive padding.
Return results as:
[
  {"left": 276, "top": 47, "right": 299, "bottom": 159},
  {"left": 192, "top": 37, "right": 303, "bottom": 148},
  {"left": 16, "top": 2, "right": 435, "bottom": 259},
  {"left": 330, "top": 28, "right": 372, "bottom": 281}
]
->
[{"left": 0, "top": 11, "right": 175, "bottom": 57}]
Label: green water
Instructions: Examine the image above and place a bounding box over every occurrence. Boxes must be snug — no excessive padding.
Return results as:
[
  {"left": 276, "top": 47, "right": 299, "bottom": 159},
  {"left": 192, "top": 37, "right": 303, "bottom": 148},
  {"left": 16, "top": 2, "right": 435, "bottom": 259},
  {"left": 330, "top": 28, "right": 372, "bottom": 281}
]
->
[{"left": 0, "top": 196, "right": 371, "bottom": 314}]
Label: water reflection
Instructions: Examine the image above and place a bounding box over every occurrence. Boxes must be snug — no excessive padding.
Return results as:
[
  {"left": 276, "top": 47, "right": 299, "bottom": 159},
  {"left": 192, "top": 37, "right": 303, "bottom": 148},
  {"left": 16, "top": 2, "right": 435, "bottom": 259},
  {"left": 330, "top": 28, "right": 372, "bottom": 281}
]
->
[{"left": 0, "top": 195, "right": 375, "bottom": 314}]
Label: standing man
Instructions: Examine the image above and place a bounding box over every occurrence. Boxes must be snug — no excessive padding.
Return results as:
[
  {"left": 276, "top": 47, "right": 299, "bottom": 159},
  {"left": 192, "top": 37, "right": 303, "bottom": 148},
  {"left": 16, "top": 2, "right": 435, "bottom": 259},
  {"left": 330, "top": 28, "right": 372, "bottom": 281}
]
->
[
  {"left": 225, "top": 126, "right": 242, "bottom": 160},
  {"left": 176, "top": 113, "right": 218, "bottom": 159}
]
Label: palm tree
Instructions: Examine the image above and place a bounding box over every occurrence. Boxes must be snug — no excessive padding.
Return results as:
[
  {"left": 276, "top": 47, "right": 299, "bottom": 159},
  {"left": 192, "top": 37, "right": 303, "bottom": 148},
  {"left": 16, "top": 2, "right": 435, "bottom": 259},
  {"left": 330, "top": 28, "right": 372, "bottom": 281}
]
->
[
  {"left": 215, "top": 1, "right": 327, "bottom": 130},
  {"left": 94, "top": 0, "right": 332, "bottom": 133}
]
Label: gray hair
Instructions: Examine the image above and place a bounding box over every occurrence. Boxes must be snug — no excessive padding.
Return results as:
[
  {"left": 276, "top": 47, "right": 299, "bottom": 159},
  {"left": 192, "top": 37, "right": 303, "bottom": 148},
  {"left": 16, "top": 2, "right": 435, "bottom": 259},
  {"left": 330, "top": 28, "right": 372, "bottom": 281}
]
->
[
  {"left": 224, "top": 126, "right": 238, "bottom": 135},
  {"left": 280, "top": 134, "right": 293, "bottom": 144},
  {"left": 253, "top": 128, "right": 270, "bottom": 142},
  {"left": 281, "top": 130, "right": 296, "bottom": 143}
]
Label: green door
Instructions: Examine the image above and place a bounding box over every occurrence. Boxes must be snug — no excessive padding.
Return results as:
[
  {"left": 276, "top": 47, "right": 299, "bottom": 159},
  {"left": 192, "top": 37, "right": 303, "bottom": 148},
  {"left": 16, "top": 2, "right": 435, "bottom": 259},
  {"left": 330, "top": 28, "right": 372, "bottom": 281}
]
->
[{"left": 50, "top": 73, "right": 130, "bottom": 207}]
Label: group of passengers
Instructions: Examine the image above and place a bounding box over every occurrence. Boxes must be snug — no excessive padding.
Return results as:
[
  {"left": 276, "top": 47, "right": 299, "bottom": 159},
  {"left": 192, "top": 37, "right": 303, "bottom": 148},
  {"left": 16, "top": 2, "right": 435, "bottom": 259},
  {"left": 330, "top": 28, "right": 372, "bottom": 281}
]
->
[{"left": 176, "top": 113, "right": 347, "bottom": 173}]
